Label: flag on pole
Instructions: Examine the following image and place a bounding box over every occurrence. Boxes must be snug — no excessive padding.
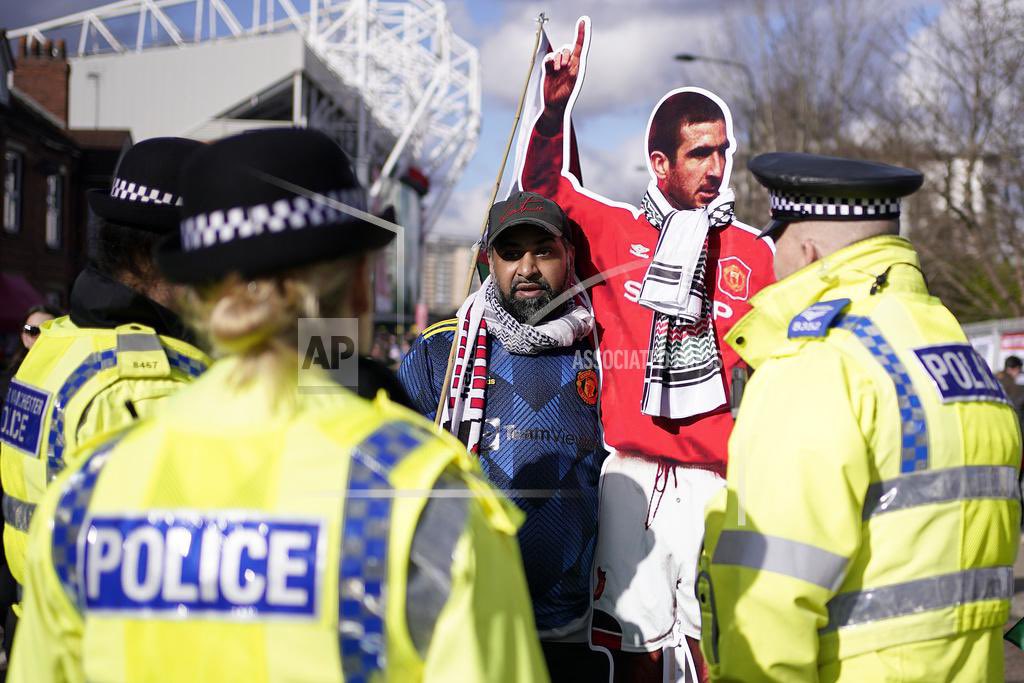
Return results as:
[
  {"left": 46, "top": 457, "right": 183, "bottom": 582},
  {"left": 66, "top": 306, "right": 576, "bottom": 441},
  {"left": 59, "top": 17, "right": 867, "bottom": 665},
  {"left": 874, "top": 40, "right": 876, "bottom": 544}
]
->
[
  {"left": 501, "top": 29, "right": 553, "bottom": 200},
  {"left": 477, "top": 23, "right": 582, "bottom": 283}
]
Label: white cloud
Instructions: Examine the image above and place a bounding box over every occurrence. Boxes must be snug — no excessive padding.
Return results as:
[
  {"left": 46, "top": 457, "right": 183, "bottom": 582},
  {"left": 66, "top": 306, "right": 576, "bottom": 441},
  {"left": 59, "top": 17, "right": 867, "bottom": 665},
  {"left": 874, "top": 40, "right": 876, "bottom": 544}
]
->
[
  {"left": 478, "top": 3, "right": 750, "bottom": 118},
  {"left": 434, "top": 128, "right": 649, "bottom": 246},
  {"left": 432, "top": 177, "right": 494, "bottom": 241},
  {"left": 444, "top": 0, "right": 486, "bottom": 45},
  {"left": 576, "top": 129, "right": 649, "bottom": 203}
]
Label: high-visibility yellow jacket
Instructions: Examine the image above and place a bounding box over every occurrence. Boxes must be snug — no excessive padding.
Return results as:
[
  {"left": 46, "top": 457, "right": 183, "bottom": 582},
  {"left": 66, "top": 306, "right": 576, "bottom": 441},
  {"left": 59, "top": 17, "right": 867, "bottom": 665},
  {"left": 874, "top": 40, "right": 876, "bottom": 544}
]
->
[
  {"left": 9, "top": 356, "right": 549, "bottom": 683},
  {"left": 0, "top": 317, "right": 208, "bottom": 589},
  {"left": 699, "top": 236, "right": 1021, "bottom": 682}
]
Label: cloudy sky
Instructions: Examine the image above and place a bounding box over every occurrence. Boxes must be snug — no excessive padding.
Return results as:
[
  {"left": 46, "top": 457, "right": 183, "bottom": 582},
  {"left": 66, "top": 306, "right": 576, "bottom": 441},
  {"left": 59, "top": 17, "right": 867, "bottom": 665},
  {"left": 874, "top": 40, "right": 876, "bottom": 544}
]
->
[
  {"left": 438, "top": 0, "right": 768, "bottom": 240},
  {"left": 1, "top": 0, "right": 941, "bottom": 241}
]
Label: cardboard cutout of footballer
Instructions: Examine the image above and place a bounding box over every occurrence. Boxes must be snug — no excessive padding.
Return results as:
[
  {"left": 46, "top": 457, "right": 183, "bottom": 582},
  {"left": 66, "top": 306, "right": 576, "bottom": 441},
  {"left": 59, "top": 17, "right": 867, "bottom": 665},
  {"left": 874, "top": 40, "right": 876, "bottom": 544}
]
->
[{"left": 516, "top": 15, "right": 775, "bottom": 683}]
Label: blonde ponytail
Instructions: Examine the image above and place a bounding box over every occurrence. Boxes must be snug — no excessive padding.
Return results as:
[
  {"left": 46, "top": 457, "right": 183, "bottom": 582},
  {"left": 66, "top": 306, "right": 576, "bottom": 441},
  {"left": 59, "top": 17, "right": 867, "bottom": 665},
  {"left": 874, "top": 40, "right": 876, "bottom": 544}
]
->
[{"left": 183, "top": 257, "right": 363, "bottom": 386}]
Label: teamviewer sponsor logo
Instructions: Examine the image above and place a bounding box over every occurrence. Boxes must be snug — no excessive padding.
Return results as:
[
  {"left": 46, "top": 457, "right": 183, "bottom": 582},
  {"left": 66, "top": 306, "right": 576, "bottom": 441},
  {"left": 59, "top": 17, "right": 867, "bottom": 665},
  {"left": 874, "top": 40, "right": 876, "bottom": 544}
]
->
[{"left": 298, "top": 318, "right": 359, "bottom": 392}]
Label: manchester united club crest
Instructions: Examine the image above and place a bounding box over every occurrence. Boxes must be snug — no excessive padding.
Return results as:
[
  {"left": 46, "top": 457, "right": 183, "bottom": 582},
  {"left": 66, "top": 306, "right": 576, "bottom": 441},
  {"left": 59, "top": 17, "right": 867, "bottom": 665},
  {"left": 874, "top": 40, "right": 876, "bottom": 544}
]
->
[
  {"left": 717, "top": 256, "right": 752, "bottom": 302},
  {"left": 576, "top": 369, "right": 599, "bottom": 405}
]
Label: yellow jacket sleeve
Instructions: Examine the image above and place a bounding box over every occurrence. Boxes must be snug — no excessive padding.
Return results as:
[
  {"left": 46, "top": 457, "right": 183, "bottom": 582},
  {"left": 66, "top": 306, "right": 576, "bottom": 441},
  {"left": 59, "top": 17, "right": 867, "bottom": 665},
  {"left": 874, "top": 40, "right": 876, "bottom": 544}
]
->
[
  {"left": 8, "top": 477, "right": 85, "bottom": 683},
  {"left": 422, "top": 476, "right": 549, "bottom": 683},
  {"left": 700, "top": 346, "right": 874, "bottom": 682}
]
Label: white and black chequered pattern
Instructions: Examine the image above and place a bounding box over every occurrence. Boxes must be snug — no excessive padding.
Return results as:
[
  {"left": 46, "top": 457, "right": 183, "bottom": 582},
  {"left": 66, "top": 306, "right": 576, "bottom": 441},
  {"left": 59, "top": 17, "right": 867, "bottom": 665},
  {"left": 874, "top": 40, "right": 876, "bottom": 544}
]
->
[
  {"left": 180, "top": 188, "right": 367, "bottom": 252},
  {"left": 110, "top": 177, "right": 180, "bottom": 206},
  {"left": 770, "top": 191, "right": 901, "bottom": 220}
]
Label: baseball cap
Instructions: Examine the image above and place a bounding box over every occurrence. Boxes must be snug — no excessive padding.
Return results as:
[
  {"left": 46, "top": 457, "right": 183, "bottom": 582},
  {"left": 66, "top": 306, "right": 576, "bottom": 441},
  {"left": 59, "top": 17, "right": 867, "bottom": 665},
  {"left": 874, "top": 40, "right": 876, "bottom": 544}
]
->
[{"left": 485, "top": 191, "right": 570, "bottom": 247}]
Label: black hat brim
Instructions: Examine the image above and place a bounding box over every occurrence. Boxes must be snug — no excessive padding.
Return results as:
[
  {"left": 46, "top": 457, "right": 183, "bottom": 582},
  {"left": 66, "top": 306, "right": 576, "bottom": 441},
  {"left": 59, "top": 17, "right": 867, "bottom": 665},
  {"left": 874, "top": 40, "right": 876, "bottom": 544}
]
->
[
  {"left": 86, "top": 189, "right": 181, "bottom": 233},
  {"left": 757, "top": 219, "right": 788, "bottom": 239},
  {"left": 486, "top": 217, "right": 565, "bottom": 247},
  {"left": 154, "top": 218, "right": 396, "bottom": 285}
]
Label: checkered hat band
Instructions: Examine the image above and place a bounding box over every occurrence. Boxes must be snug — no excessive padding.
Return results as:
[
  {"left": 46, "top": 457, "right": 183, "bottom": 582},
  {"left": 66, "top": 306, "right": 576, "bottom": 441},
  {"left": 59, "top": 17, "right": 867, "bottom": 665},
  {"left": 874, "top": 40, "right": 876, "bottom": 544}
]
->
[
  {"left": 180, "top": 188, "right": 368, "bottom": 252},
  {"left": 110, "top": 177, "right": 181, "bottom": 206},
  {"left": 769, "top": 191, "right": 901, "bottom": 220}
]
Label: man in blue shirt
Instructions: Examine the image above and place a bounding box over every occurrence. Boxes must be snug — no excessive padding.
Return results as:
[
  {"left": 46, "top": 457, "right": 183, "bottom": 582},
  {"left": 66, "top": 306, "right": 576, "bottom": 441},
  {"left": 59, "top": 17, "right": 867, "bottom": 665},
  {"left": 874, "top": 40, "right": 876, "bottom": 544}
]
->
[{"left": 400, "top": 191, "right": 608, "bottom": 681}]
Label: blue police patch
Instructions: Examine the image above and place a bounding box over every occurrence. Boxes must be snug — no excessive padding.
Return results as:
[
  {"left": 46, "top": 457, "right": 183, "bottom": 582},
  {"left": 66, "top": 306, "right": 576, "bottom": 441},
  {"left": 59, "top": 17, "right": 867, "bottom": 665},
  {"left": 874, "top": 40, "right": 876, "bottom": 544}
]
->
[
  {"left": 79, "top": 514, "right": 323, "bottom": 619},
  {"left": 788, "top": 299, "right": 851, "bottom": 338},
  {"left": 913, "top": 344, "right": 1008, "bottom": 404},
  {"left": 0, "top": 380, "right": 51, "bottom": 456}
]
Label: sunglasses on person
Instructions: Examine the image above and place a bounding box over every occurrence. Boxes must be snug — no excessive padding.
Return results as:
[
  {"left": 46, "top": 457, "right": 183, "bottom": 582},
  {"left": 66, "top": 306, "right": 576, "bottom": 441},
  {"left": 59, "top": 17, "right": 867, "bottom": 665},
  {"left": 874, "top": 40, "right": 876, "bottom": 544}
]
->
[{"left": 22, "top": 324, "right": 40, "bottom": 337}]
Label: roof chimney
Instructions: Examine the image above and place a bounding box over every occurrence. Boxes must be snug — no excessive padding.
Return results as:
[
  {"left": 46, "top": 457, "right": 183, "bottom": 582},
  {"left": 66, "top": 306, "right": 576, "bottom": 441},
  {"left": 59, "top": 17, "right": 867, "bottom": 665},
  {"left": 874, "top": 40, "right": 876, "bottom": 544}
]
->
[{"left": 13, "top": 36, "right": 71, "bottom": 126}]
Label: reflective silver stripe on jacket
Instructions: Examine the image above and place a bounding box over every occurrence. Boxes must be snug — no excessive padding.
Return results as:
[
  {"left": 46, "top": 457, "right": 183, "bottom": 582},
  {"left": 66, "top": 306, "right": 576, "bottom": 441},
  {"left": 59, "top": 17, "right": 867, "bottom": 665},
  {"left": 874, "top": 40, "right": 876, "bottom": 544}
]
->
[
  {"left": 2, "top": 493, "right": 36, "bottom": 533},
  {"left": 712, "top": 529, "right": 848, "bottom": 591},
  {"left": 863, "top": 465, "right": 1019, "bottom": 519},
  {"left": 116, "top": 332, "right": 163, "bottom": 353},
  {"left": 405, "top": 471, "right": 470, "bottom": 656},
  {"left": 822, "top": 565, "right": 1013, "bottom": 633}
]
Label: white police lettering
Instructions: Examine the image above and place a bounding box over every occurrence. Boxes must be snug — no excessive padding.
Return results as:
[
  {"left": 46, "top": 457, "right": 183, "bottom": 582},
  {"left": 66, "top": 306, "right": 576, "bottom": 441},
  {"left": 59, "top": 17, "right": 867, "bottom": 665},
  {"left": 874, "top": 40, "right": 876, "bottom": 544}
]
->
[
  {"left": 267, "top": 531, "right": 313, "bottom": 607},
  {"left": 913, "top": 344, "right": 1007, "bottom": 404},
  {"left": 198, "top": 523, "right": 222, "bottom": 602},
  {"left": 162, "top": 526, "right": 198, "bottom": 602},
  {"left": 87, "top": 527, "right": 122, "bottom": 598},
  {"left": 0, "top": 380, "right": 51, "bottom": 456},
  {"left": 81, "top": 514, "right": 322, "bottom": 618},
  {"left": 623, "top": 280, "right": 643, "bottom": 303},
  {"left": 221, "top": 528, "right": 267, "bottom": 605},
  {"left": 122, "top": 527, "right": 164, "bottom": 602}
]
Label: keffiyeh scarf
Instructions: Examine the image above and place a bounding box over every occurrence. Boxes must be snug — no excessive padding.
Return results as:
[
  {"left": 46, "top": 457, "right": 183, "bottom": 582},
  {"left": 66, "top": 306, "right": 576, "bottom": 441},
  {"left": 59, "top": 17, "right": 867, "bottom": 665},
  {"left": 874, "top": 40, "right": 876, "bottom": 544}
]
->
[
  {"left": 639, "top": 182, "right": 735, "bottom": 419},
  {"left": 440, "top": 276, "right": 594, "bottom": 453}
]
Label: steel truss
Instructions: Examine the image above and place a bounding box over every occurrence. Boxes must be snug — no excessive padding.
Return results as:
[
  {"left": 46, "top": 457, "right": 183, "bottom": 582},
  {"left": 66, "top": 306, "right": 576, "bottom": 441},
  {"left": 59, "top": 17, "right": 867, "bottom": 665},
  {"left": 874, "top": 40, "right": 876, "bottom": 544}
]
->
[{"left": 10, "top": 0, "right": 481, "bottom": 231}]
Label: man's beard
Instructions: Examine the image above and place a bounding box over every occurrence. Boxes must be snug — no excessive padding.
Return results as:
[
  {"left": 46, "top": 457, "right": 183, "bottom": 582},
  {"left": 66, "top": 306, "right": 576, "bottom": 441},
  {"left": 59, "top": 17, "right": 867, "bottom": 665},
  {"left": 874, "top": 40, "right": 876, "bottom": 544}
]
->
[{"left": 497, "top": 278, "right": 558, "bottom": 325}]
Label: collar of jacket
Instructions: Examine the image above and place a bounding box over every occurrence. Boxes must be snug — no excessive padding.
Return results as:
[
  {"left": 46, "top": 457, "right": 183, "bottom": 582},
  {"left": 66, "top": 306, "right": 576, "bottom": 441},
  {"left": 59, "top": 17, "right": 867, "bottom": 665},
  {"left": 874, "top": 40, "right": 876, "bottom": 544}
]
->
[
  {"left": 726, "top": 235, "right": 928, "bottom": 368},
  {"left": 69, "top": 266, "right": 197, "bottom": 344}
]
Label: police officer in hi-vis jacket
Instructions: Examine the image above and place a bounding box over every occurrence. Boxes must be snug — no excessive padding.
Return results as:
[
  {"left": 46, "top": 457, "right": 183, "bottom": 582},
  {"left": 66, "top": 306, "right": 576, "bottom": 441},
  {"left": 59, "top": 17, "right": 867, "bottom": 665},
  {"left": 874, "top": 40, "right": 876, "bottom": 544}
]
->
[
  {"left": 0, "top": 138, "right": 209, "bottom": 653},
  {"left": 8, "top": 128, "right": 548, "bottom": 683},
  {"left": 699, "top": 153, "right": 1020, "bottom": 682}
]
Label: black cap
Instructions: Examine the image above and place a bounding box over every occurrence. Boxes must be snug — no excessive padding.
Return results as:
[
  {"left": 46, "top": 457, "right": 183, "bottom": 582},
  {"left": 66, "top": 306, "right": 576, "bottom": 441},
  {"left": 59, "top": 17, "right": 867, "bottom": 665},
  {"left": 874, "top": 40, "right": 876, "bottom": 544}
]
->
[
  {"left": 155, "top": 128, "right": 395, "bottom": 284},
  {"left": 86, "top": 137, "right": 203, "bottom": 233},
  {"left": 486, "top": 191, "right": 570, "bottom": 247},
  {"left": 748, "top": 152, "right": 924, "bottom": 238}
]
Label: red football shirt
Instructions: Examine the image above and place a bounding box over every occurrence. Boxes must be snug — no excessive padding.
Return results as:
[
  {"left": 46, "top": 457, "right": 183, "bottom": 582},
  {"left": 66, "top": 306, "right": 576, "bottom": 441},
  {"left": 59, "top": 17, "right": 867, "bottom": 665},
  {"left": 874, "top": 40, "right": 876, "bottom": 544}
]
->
[{"left": 521, "top": 124, "right": 775, "bottom": 471}]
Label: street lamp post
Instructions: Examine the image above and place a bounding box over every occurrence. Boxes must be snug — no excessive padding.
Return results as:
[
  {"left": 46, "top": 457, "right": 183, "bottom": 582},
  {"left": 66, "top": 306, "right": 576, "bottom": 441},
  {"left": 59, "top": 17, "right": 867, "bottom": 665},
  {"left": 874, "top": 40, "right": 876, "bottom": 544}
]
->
[
  {"left": 674, "top": 53, "right": 759, "bottom": 153},
  {"left": 86, "top": 72, "right": 101, "bottom": 128}
]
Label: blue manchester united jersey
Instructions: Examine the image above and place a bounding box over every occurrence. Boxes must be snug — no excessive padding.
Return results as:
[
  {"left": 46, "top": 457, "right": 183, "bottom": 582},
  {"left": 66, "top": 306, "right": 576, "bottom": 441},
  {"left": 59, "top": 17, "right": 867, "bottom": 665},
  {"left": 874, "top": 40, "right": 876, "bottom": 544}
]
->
[{"left": 399, "top": 320, "right": 607, "bottom": 634}]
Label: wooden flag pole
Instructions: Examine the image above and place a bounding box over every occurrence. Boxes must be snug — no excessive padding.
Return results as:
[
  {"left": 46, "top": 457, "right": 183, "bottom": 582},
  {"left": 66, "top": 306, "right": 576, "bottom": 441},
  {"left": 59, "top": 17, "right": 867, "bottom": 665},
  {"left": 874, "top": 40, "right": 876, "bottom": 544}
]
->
[{"left": 433, "top": 12, "right": 548, "bottom": 427}]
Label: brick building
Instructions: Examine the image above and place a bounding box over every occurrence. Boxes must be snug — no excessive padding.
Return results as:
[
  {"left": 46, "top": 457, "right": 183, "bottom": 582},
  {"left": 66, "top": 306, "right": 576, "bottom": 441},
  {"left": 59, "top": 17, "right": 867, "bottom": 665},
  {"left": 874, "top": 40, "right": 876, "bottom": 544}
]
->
[
  {"left": 421, "top": 235, "right": 476, "bottom": 318},
  {"left": 0, "top": 33, "right": 130, "bottom": 334}
]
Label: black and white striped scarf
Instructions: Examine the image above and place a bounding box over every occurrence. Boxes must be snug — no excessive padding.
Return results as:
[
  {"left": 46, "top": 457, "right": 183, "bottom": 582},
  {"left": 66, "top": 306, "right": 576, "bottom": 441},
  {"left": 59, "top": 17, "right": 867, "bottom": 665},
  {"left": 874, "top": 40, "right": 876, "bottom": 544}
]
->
[{"left": 639, "top": 183, "right": 735, "bottom": 418}]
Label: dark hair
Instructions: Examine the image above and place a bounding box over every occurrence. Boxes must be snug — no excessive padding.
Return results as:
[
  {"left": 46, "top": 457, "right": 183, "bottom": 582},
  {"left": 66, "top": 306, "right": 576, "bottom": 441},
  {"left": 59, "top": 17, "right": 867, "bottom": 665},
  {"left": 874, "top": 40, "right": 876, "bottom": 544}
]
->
[
  {"left": 87, "top": 215, "right": 161, "bottom": 281},
  {"left": 24, "top": 304, "right": 63, "bottom": 321},
  {"left": 1005, "top": 355, "right": 1022, "bottom": 370},
  {"left": 647, "top": 91, "right": 726, "bottom": 159}
]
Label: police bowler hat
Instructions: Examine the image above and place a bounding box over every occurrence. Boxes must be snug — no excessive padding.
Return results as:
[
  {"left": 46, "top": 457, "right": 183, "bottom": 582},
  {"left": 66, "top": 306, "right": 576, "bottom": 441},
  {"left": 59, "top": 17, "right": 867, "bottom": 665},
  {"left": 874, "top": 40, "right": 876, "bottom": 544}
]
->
[
  {"left": 87, "top": 137, "right": 202, "bottom": 233},
  {"left": 156, "top": 128, "right": 395, "bottom": 284},
  {"left": 748, "top": 152, "right": 924, "bottom": 238}
]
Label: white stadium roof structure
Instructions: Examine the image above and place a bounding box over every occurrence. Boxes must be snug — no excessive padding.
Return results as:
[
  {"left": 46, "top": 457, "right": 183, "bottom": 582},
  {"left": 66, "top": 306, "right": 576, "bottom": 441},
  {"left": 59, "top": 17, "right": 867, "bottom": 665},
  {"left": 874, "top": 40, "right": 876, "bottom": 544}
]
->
[{"left": 9, "top": 0, "right": 482, "bottom": 232}]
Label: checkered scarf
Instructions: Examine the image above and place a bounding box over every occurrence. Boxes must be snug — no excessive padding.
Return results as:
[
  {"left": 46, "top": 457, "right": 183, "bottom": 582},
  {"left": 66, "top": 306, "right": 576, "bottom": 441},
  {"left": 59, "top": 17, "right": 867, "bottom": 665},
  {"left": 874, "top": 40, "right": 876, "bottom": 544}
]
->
[
  {"left": 639, "top": 183, "right": 735, "bottom": 418},
  {"left": 441, "top": 276, "right": 594, "bottom": 453}
]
